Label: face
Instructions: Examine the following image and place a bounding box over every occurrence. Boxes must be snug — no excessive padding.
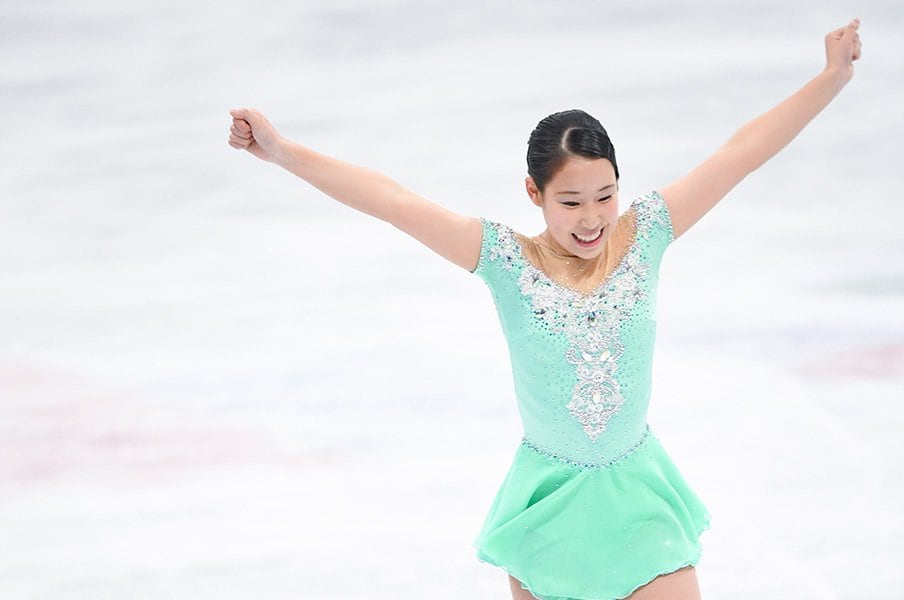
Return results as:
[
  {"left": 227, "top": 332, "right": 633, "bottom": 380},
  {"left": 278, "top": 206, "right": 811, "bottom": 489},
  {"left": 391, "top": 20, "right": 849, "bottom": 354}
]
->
[{"left": 526, "top": 156, "right": 619, "bottom": 259}]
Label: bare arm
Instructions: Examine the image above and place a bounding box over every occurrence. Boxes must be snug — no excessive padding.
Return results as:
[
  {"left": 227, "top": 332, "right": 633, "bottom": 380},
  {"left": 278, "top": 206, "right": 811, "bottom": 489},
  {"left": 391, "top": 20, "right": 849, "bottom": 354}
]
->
[
  {"left": 659, "top": 18, "right": 863, "bottom": 240},
  {"left": 227, "top": 108, "right": 483, "bottom": 271}
]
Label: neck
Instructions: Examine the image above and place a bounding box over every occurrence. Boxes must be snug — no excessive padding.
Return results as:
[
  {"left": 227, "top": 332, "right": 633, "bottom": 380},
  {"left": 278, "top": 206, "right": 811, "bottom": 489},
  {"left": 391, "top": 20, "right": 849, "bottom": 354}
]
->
[{"left": 536, "top": 231, "right": 606, "bottom": 271}]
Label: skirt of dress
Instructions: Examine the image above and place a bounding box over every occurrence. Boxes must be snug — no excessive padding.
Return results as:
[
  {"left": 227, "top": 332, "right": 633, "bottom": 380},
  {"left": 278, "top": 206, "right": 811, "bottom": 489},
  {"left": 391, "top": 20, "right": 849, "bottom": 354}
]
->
[{"left": 472, "top": 429, "right": 711, "bottom": 600}]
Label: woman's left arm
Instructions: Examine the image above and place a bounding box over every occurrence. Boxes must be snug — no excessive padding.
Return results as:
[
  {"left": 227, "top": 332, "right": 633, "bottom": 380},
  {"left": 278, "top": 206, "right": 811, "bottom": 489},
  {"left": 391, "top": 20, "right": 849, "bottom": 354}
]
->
[{"left": 659, "top": 18, "right": 863, "bottom": 240}]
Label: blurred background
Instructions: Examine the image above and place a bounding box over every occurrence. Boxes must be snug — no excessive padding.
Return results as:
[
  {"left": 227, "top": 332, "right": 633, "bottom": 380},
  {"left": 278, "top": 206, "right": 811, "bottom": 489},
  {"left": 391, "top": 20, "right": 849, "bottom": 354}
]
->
[{"left": 1, "top": 0, "right": 902, "bottom": 598}]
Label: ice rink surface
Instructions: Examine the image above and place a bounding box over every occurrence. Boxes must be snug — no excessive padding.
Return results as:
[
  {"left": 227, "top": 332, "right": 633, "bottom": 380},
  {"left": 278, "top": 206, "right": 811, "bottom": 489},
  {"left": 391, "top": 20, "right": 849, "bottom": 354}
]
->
[{"left": 2, "top": 1, "right": 903, "bottom": 598}]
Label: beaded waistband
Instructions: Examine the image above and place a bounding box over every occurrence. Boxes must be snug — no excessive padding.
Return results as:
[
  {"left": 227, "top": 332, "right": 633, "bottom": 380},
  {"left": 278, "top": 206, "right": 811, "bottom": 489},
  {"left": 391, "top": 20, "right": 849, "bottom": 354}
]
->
[{"left": 520, "top": 424, "right": 652, "bottom": 469}]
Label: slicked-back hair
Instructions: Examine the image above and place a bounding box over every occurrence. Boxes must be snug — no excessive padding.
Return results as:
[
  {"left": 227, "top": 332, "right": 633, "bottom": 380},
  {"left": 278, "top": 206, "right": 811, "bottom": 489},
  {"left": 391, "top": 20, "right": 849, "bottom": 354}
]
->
[{"left": 527, "top": 109, "right": 619, "bottom": 192}]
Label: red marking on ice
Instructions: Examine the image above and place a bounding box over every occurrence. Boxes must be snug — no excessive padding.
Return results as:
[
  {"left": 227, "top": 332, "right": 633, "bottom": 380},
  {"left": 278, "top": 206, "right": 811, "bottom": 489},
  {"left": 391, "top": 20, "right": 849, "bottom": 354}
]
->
[
  {"left": 796, "top": 343, "right": 904, "bottom": 379},
  {"left": 0, "top": 361, "right": 344, "bottom": 485}
]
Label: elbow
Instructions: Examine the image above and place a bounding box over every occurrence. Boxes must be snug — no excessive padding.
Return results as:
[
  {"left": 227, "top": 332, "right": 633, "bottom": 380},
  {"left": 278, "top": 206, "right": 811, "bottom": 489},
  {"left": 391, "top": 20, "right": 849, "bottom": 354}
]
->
[{"left": 719, "top": 142, "right": 764, "bottom": 178}]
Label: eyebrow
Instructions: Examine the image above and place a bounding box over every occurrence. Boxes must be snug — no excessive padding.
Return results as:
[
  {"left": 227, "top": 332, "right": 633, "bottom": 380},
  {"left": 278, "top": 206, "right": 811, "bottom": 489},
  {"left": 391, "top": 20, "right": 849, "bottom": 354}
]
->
[{"left": 555, "top": 184, "right": 616, "bottom": 195}]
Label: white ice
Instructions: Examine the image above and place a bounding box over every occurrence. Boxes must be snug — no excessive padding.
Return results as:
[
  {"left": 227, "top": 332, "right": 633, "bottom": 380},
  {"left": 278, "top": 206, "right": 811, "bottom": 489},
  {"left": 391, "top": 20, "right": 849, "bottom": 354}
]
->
[{"left": 1, "top": 1, "right": 903, "bottom": 598}]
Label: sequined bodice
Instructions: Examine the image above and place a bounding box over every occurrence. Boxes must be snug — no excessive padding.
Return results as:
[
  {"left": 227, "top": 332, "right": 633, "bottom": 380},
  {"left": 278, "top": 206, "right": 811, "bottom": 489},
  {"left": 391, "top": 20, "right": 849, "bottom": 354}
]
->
[{"left": 472, "top": 191, "right": 674, "bottom": 466}]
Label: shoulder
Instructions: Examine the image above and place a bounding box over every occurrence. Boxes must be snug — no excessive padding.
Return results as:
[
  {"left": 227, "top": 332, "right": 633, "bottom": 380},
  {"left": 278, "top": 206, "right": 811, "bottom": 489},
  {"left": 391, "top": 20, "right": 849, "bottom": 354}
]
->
[
  {"left": 611, "top": 191, "right": 676, "bottom": 266},
  {"left": 471, "top": 217, "right": 525, "bottom": 277},
  {"left": 629, "top": 190, "right": 675, "bottom": 243}
]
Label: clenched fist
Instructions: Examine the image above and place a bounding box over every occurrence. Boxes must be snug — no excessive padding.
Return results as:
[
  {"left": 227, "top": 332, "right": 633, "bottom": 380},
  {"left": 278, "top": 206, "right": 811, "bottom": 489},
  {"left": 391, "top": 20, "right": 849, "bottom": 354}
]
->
[
  {"left": 228, "top": 108, "right": 285, "bottom": 163},
  {"left": 825, "top": 18, "right": 862, "bottom": 81}
]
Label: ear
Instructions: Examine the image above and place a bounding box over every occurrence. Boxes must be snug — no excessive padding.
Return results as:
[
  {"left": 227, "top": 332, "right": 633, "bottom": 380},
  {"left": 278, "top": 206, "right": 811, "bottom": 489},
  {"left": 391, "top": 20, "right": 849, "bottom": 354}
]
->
[{"left": 525, "top": 176, "right": 543, "bottom": 207}]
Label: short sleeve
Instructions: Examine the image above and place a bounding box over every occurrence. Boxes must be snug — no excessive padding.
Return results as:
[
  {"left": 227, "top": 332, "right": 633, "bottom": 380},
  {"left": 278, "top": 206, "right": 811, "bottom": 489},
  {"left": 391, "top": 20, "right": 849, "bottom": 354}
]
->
[
  {"left": 470, "top": 217, "right": 521, "bottom": 289},
  {"left": 631, "top": 190, "right": 675, "bottom": 267}
]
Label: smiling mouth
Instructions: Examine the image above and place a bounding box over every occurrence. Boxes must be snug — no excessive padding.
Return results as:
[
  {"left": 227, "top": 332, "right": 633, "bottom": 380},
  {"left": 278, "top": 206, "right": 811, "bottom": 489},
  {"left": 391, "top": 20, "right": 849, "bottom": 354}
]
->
[{"left": 572, "top": 227, "right": 604, "bottom": 245}]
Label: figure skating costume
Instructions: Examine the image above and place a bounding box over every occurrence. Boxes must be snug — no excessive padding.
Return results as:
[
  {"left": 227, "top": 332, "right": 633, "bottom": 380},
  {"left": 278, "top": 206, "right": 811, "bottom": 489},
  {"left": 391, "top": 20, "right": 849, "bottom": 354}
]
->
[{"left": 471, "top": 190, "right": 711, "bottom": 600}]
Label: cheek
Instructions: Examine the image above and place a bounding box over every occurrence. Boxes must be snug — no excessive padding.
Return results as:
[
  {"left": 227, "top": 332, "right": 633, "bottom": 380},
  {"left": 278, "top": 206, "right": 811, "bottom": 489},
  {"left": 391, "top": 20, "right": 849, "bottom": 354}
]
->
[
  {"left": 544, "top": 207, "right": 570, "bottom": 228},
  {"left": 557, "top": 214, "right": 579, "bottom": 232}
]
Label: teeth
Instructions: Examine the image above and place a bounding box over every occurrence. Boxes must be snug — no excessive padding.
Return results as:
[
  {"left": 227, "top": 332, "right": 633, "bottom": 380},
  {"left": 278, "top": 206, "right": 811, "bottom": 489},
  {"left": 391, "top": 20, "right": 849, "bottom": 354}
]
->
[{"left": 574, "top": 229, "right": 602, "bottom": 243}]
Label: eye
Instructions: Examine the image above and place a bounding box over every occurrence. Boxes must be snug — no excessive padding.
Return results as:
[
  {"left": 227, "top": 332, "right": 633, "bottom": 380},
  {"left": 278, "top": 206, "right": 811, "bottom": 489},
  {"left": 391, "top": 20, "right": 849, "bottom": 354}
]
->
[
  {"left": 597, "top": 195, "right": 613, "bottom": 202},
  {"left": 560, "top": 201, "right": 580, "bottom": 207}
]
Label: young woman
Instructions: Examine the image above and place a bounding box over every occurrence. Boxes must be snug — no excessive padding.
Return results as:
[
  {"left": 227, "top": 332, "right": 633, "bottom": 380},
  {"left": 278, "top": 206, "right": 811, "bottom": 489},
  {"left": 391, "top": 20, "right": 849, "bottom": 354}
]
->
[{"left": 227, "top": 19, "right": 862, "bottom": 600}]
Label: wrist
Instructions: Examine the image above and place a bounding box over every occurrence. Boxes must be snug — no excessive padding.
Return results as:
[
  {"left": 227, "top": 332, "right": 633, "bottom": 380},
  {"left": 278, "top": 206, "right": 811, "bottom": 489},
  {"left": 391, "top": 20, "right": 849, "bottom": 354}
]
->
[
  {"left": 820, "top": 65, "right": 853, "bottom": 88},
  {"left": 271, "top": 136, "right": 294, "bottom": 166}
]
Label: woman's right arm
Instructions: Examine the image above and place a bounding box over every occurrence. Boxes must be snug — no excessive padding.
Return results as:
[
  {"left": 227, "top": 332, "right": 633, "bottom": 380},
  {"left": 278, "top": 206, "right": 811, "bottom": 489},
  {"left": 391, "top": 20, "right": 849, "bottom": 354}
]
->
[{"left": 228, "top": 108, "right": 483, "bottom": 272}]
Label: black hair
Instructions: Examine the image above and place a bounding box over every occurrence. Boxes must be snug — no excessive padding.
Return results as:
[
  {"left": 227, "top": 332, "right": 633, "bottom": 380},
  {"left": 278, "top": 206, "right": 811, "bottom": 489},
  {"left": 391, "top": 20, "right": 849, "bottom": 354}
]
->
[{"left": 527, "top": 109, "right": 619, "bottom": 192}]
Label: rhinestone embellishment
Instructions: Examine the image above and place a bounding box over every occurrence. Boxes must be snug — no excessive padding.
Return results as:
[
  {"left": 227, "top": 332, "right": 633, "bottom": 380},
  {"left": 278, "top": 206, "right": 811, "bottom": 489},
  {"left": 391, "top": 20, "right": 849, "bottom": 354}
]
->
[
  {"left": 522, "top": 424, "right": 652, "bottom": 469},
  {"left": 484, "top": 220, "right": 520, "bottom": 271},
  {"left": 485, "top": 195, "right": 665, "bottom": 441}
]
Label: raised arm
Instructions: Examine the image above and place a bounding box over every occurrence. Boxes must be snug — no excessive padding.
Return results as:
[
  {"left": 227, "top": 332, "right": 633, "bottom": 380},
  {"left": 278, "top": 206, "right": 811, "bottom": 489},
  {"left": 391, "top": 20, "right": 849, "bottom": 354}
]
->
[
  {"left": 227, "top": 108, "right": 483, "bottom": 271},
  {"left": 659, "top": 18, "right": 863, "bottom": 240}
]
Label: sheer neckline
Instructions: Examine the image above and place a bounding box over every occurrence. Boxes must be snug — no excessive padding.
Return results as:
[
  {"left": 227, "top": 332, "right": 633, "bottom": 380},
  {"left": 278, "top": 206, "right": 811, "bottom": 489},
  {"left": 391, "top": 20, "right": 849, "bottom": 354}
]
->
[{"left": 510, "top": 204, "right": 639, "bottom": 300}]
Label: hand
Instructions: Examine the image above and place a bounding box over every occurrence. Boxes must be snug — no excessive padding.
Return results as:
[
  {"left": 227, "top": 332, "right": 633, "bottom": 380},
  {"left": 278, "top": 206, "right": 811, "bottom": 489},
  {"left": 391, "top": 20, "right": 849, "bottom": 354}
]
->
[
  {"left": 228, "top": 108, "right": 285, "bottom": 163},
  {"left": 824, "top": 18, "right": 862, "bottom": 81}
]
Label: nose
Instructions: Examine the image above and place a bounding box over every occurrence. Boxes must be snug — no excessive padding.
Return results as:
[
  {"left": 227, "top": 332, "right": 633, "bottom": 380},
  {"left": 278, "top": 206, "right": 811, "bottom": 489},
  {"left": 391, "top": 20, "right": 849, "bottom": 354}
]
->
[{"left": 579, "top": 205, "right": 602, "bottom": 228}]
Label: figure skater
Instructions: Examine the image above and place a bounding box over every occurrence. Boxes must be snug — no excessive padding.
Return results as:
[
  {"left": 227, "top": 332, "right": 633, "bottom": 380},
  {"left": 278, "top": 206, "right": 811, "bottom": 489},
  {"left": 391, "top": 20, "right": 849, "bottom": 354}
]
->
[{"left": 227, "top": 18, "right": 862, "bottom": 600}]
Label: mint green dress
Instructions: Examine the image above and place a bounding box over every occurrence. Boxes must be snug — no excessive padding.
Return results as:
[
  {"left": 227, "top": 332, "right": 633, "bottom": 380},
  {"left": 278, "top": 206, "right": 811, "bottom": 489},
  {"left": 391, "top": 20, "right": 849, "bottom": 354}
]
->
[{"left": 470, "top": 191, "right": 711, "bottom": 600}]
